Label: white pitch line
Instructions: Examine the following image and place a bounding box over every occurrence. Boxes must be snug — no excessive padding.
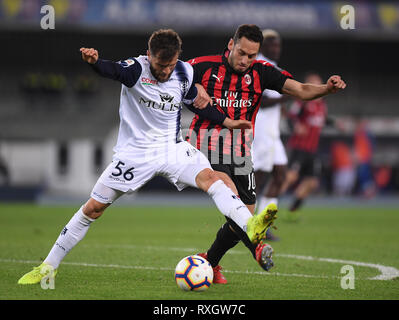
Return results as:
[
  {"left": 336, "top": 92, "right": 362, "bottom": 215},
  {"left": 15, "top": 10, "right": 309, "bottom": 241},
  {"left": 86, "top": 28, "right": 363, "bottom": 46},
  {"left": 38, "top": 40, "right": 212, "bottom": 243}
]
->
[
  {"left": 276, "top": 254, "right": 399, "bottom": 281},
  {"left": 0, "top": 258, "right": 333, "bottom": 280},
  {"left": 81, "top": 243, "right": 399, "bottom": 281}
]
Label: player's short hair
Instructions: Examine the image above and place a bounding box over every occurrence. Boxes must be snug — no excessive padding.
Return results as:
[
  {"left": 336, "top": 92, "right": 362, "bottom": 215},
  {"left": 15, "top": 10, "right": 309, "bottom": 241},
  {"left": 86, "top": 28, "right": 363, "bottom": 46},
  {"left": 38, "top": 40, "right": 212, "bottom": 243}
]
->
[
  {"left": 262, "top": 29, "right": 280, "bottom": 41},
  {"left": 148, "top": 29, "right": 182, "bottom": 61},
  {"left": 233, "top": 24, "right": 263, "bottom": 45}
]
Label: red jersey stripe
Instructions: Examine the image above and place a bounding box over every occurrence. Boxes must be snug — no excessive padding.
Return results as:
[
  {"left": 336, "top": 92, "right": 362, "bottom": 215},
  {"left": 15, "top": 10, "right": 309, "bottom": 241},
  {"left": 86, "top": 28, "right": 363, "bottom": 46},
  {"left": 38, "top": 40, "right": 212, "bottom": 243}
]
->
[{"left": 187, "top": 55, "right": 222, "bottom": 65}]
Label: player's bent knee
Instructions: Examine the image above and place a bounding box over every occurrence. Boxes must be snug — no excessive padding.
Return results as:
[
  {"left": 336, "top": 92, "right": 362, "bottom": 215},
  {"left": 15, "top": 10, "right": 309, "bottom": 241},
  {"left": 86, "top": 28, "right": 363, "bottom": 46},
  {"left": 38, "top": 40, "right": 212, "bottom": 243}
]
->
[
  {"left": 83, "top": 198, "right": 109, "bottom": 219},
  {"left": 195, "top": 168, "right": 221, "bottom": 192},
  {"left": 215, "top": 171, "right": 238, "bottom": 195},
  {"left": 287, "top": 171, "right": 298, "bottom": 183},
  {"left": 310, "top": 178, "right": 319, "bottom": 190}
]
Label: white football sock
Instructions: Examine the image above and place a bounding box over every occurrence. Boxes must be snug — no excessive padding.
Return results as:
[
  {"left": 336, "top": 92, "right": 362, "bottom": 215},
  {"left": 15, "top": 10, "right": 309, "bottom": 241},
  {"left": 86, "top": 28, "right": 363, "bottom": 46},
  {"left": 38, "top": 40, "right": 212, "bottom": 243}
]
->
[
  {"left": 256, "top": 196, "right": 278, "bottom": 214},
  {"left": 207, "top": 180, "right": 252, "bottom": 231},
  {"left": 44, "top": 207, "right": 95, "bottom": 269}
]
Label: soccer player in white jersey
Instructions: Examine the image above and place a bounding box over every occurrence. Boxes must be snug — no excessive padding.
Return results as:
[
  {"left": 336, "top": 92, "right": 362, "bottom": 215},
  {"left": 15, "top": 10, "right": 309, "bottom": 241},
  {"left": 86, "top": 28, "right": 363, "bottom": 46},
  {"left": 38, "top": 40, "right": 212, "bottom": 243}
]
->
[
  {"left": 252, "top": 29, "right": 290, "bottom": 241},
  {"left": 18, "top": 29, "right": 278, "bottom": 285}
]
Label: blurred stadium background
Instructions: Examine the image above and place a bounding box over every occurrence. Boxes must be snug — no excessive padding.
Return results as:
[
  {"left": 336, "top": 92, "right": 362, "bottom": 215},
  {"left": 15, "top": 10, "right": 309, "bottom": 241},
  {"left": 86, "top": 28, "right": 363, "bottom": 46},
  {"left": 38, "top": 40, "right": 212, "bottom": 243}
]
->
[{"left": 0, "top": 0, "right": 399, "bottom": 206}]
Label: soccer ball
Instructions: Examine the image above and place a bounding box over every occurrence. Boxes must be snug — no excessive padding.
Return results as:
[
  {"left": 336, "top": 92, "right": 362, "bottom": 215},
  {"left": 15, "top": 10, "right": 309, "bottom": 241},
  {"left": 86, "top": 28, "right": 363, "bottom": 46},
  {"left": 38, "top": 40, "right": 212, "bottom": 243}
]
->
[{"left": 175, "top": 255, "right": 213, "bottom": 291}]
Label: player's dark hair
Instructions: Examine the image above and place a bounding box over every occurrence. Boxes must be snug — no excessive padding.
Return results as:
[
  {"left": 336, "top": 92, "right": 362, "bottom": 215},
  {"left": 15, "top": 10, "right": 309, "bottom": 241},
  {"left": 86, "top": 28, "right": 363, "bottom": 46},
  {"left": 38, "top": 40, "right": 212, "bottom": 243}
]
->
[
  {"left": 148, "top": 29, "right": 182, "bottom": 60},
  {"left": 233, "top": 24, "right": 263, "bottom": 45}
]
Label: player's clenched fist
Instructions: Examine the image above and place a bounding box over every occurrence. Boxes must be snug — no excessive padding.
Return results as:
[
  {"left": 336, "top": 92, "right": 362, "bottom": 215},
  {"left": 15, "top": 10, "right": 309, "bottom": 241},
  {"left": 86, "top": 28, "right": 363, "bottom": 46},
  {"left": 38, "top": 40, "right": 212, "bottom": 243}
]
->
[
  {"left": 326, "top": 75, "right": 346, "bottom": 93},
  {"left": 80, "top": 47, "right": 99, "bottom": 64},
  {"left": 223, "top": 118, "right": 252, "bottom": 130}
]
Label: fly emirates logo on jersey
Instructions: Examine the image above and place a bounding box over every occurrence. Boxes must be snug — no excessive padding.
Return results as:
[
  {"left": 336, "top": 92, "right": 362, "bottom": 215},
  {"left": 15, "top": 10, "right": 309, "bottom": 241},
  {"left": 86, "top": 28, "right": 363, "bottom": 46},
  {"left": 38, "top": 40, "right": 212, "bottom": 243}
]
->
[
  {"left": 139, "top": 94, "right": 181, "bottom": 112},
  {"left": 213, "top": 90, "right": 252, "bottom": 109}
]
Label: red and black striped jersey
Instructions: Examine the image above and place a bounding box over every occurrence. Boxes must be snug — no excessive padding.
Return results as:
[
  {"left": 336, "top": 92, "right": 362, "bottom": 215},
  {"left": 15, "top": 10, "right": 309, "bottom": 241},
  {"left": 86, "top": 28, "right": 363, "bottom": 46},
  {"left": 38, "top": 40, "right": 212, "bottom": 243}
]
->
[
  {"left": 287, "top": 99, "right": 328, "bottom": 153},
  {"left": 185, "top": 49, "right": 292, "bottom": 163}
]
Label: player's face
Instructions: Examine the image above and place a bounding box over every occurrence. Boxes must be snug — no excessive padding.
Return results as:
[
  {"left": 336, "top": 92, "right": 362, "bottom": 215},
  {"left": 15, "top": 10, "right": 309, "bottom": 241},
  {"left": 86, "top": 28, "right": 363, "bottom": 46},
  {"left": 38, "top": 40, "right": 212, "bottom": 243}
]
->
[
  {"left": 261, "top": 37, "right": 281, "bottom": 62},
  {"left": 227, "top": 37, "right": 260, "bottom": 73},
  {"left": 147, "top": 50, "right": 179, "bottom": 82}
]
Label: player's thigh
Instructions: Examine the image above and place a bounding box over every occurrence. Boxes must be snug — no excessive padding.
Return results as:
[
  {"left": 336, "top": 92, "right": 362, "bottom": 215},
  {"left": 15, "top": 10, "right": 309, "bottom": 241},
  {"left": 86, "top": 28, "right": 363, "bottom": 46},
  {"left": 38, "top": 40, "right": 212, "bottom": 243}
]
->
[
  {"left": 233, "top": 169, "right": 257, "bottom": 206},
  {"left": 90, "top": 181, "right": 124, "bottom": 205},
  {"left": 252, "top": 138, "right": 274, "bottom": 172},
  {"left": 164, "top": 142, "right": 213, "bottom": 191},
  {"left": 273, "top": 139, "right": 288, "bottom": 166},
  {"left": 214, "top": 163, "right": 256, "bottom": 206}
]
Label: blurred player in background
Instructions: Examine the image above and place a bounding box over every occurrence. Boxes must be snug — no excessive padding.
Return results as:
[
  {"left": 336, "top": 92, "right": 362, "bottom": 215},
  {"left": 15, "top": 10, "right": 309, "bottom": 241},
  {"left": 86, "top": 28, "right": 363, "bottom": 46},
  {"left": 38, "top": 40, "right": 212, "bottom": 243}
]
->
[
  {"left": 186, "top": 25, "right": 346, "bottom": 284},
  {"left": 354, "top": 118, "right": 376, "bottom": 198},
  {"left": 17, "top": 29, "right": 273, "bottom": 285},
  {"left": 330, "top": 141, "right": 355, "bottom": 196},
  {"left": 281, "top": 72, "right": 343, "bottom": 212},
  {"left": 252, "top": 29, "right": 291, "bottom": 241}
]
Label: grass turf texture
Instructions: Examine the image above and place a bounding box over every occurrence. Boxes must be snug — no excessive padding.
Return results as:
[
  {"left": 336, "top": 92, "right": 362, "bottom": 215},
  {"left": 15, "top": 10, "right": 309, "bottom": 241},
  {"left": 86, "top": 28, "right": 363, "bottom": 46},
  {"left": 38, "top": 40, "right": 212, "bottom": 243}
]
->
[{"left": 0, "top": 203, "right": 398, "bottom": 300}]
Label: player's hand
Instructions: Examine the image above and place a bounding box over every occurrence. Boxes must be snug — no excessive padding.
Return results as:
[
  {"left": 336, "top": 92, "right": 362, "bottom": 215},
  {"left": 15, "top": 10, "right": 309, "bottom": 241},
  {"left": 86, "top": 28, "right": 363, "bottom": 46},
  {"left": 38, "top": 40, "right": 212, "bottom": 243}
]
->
[
  {"left": 326, "top": 75, "right": 346, "bottom": 93},
  {"left": 80, "top": 47, "right": 99, "bottom": 64},
  {"left": 194, "top": 84, "right": 213, "bottom": 109},
  {"left": 223, "top": 118, "right": 252, "bottom": 130}
]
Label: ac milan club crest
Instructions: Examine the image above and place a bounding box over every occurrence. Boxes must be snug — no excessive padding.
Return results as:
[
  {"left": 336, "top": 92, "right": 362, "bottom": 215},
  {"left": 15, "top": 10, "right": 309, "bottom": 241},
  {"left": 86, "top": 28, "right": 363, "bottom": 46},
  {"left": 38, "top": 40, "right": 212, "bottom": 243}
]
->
[{"left": 244, "top": 74, "right": 252, "bottom": 85}]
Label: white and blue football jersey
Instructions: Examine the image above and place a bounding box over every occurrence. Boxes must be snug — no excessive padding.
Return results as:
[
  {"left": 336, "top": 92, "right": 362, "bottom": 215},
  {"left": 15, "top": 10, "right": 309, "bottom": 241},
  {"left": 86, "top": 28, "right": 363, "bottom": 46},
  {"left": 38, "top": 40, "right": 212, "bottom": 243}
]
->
[{"left": 111, "top": 56, "right": 195, "bottom": 153}]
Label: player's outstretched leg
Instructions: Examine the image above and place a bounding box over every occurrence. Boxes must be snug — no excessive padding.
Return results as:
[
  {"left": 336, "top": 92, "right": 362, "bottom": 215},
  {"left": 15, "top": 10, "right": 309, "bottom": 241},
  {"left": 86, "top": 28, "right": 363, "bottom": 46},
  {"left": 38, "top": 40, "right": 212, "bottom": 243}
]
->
[
  {"left": 18, "top": 199, "right": 106, "bottom": 285},
  {"left": 196, "top": 169, "right": 278, "bottom": 272}
]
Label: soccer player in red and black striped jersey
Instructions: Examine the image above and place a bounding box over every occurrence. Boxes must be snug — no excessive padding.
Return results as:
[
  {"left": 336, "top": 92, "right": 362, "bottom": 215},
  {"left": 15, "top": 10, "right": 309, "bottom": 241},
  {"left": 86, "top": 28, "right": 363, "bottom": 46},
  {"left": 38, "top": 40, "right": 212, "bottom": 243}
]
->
[
  {"left": 186, "top": 25, "right": 346, "bottom": 283},
  {"left": 281, "top": 72, "right": 339, "bottom": 212}
]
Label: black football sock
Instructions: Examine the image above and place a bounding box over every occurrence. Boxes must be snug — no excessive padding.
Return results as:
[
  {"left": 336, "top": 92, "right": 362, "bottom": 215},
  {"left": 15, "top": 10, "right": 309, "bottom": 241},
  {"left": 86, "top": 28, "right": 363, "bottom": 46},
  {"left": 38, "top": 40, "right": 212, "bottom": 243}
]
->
[
  {"left": 290, "top": 197, "right": 304, "bottom": 212},
  {"left": 225, "top": 217, "right": 257, "bottom": 259},
  {"left": 206, "top": 222, "right": 240, "bottom": 267}
]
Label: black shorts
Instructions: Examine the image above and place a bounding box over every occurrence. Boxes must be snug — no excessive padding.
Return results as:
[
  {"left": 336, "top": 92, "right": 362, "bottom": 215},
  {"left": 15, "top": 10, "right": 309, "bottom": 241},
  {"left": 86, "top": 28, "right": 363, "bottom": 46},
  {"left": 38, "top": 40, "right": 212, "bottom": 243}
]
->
[
  {"left": 288, "top": 149, "right": 321, "bottom": 177},
  {"left": 211, "top": 163, "right": 256, "bottom": 205}
]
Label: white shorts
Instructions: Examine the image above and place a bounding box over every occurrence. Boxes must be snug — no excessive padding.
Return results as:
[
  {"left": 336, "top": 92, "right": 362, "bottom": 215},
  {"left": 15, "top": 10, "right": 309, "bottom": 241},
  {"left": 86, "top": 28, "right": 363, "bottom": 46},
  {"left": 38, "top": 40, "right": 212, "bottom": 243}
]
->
[
  {"left": 252, "top": 135, "right": 288, "bottom": 172},
  {"left": 91, "top": 141, "right": 212, "bottom": 203}
]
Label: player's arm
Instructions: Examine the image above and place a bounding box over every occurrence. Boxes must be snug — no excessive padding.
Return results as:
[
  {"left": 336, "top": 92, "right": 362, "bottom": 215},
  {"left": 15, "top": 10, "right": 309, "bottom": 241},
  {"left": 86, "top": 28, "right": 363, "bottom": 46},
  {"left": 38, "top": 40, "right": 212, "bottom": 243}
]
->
[
  {"left": 282, "top": 76, "right": 346, "bottom": 101},
  {"left": 193, "top": 83, "right": 213, "bottom": 109},
  {"left": 186, "top": 103, "right": 251, "bottom": 129},
  {"left": 80, "top": 47, "right": 141, "bottom": 88},
  {"left": 184, "top": 85, "right": 251, "bottom": 130}
]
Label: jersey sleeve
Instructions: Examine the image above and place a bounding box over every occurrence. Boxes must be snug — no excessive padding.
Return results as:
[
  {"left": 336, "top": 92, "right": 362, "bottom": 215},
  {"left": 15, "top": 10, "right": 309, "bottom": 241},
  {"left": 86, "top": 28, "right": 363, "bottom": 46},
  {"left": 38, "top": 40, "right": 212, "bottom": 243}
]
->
[
  {"left": 186, "top": 57, "right": 213, "bottom": 85},
  {"left": 258, "top": 61, "right": 293, "bottom": 93},
  {"left": 184, "top": 103, "right": 226, "bottom": 125},
  {"left": 90, "top": 58, "right": 142, "bottom": 88},
  {"left": 182, "top": 83, "right": 198, "bottom": 105},
  {"left": 180, "top": 61, "right": 196, "bottom": 104}
]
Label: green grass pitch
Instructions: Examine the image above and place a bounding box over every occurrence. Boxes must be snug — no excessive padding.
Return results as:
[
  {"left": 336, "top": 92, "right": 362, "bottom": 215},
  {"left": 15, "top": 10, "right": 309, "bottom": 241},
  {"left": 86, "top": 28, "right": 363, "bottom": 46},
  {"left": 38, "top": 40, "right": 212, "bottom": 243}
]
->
[{"left": 0, "top": 202, "right": 398, "bottom": 300}]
